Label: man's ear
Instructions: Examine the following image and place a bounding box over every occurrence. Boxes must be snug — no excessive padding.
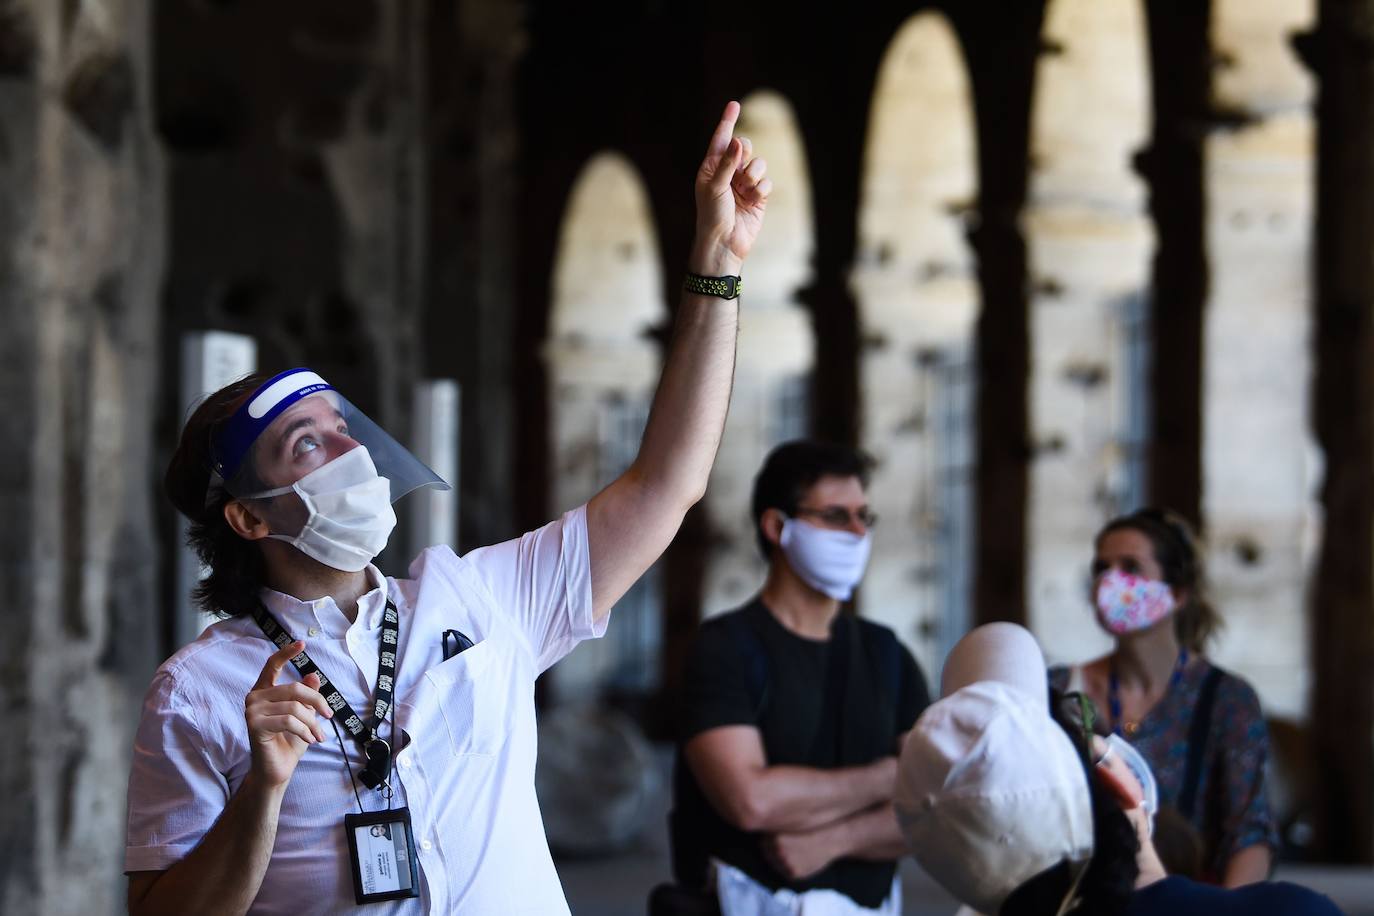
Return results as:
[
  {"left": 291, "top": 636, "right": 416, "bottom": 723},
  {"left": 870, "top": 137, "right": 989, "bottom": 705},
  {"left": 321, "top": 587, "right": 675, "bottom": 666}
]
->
[
  {"left": 760, "top": 508, "right": 787, "bottom": 552},
  {"left": 224, "top": 499, "right": 271, "bottom": 541}
]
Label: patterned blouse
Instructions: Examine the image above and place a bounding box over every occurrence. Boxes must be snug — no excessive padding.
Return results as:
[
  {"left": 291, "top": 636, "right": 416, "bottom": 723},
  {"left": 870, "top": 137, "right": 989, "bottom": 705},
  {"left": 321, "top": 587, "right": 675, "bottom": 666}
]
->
[{"left": 1049, "top": 659, "right": 1280, "bottom": 880}]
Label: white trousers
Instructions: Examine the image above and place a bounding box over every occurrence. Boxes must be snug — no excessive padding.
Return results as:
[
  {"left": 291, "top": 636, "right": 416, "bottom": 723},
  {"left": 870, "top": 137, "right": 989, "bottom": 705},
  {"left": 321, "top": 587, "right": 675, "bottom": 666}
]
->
[{"left": 713, "top": 860, "right": 903, "bottom": 916}]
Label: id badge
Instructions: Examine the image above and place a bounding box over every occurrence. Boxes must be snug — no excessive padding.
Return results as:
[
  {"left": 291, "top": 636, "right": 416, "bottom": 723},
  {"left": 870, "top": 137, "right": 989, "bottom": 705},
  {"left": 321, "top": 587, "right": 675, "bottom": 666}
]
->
[{"left": 344, "top": 807, "right": 421, "bottom": 905}]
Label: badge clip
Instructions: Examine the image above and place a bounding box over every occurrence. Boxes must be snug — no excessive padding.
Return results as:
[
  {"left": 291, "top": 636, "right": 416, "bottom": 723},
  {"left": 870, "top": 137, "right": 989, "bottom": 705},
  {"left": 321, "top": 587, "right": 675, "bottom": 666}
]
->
[{"left": 359, "top": 737, "right": 392, "bottom": 792}]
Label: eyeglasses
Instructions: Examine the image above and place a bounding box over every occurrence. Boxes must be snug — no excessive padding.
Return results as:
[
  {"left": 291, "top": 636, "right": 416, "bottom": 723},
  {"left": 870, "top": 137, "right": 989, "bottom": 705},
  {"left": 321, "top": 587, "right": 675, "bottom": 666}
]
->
[{"left": 792, "top": 506, "right": 879, "bottom": 529}]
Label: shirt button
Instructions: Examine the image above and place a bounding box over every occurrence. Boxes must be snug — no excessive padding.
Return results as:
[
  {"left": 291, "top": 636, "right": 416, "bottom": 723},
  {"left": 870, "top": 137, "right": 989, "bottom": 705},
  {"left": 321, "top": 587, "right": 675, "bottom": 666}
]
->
[
  {"left": 400, "top": 756, "right": 413, "bottom": 769},
  {"left": 421, "top": 839, "right": 432, "bottom": 851},
  {"left": 307, "top": 627, "right": 320, "bottom": 637}
]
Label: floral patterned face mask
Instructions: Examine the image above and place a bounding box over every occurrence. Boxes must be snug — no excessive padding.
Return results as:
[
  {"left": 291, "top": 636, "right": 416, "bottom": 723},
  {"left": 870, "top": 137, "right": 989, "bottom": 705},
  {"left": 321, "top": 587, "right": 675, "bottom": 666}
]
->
[{"left": 1094, "top": 568, "right": 1176, "bottom": 635}]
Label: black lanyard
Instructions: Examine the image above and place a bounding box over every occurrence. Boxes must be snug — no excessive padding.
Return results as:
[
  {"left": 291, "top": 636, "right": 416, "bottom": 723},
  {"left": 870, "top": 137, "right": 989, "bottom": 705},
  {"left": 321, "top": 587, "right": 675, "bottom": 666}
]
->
[{"left": 252, "top": 597, "right": 400, "bottom": 791}]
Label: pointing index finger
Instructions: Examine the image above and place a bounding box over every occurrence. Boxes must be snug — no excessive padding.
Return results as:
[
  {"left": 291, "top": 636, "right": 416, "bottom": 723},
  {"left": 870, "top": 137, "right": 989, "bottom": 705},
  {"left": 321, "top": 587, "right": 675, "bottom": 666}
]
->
[
  {"left": 255, "top": 640, "right": 304, "bottom": 691},
  {"left": 704, "top": 100, "right": 741, "bottom": 161}
]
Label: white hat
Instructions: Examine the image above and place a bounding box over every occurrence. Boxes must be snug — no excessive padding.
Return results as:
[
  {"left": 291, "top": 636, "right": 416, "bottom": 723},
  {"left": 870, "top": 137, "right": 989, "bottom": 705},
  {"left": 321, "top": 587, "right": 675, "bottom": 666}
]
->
[{"left": 895, "top": 624, "right": 1094, "bottom": 914}]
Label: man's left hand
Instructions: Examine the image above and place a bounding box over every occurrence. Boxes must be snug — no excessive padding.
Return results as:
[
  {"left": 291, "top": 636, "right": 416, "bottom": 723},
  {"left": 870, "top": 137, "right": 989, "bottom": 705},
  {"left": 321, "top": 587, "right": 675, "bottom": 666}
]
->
[{"left": 691, "top": 100, "right": 771, "bottom": 276}]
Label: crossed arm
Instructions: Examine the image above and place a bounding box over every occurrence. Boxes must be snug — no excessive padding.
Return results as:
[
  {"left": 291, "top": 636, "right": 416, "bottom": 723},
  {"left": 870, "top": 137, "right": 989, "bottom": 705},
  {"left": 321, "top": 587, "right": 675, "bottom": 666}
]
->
[{"left": 685, "top": 725, "right": 907, "bottom": 880}]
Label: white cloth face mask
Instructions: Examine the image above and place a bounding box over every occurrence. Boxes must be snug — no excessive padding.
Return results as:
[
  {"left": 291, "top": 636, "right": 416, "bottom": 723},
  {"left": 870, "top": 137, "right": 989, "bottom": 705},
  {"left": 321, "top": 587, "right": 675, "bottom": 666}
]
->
[
  {"left": 778, "top": 518, "right": 873, "bottom": 601},
  {"left": 248, "top": 446, "right": 397, "bottom": 572}
]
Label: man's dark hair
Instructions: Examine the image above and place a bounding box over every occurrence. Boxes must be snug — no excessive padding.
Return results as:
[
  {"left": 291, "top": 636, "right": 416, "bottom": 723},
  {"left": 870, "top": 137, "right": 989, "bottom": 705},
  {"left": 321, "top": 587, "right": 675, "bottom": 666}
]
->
[
  {"left": 164, "top": 372, "right": 273, "bottom": 618},
  {"left": 750, "top": 440, "right": 873, "bottom": 560},
  {"left": 1000, "top": 689, "right": 1141, "bottom": 916}
]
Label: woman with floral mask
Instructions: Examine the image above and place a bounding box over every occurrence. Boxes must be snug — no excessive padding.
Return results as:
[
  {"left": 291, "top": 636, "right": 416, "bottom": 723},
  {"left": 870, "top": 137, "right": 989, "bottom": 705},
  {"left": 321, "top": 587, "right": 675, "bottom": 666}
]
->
[{"left": 1048, "top": 508, "right": 1280, "bottom": 888}]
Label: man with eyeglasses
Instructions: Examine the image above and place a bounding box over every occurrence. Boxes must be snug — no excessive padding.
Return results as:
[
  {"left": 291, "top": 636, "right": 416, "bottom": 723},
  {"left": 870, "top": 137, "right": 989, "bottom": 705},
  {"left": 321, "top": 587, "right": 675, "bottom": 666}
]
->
[{"left": 666, "top": 440, "right": 930, "bottom": 916}]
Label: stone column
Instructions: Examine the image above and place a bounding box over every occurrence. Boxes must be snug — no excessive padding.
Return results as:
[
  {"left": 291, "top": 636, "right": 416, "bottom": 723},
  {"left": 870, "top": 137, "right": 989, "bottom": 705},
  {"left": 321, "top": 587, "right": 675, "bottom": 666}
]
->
[
  {"left": 543, "top": 153, "right": 666, "bottom": 701},
  {"left": 1202, "top": 0, "right": 1318, "bottom": 721},
  {"left": 1140, "top": 1, "right": 1210, "bottom": 523},
  {"left": 700, "top": 91, "right": 815, "bottom": 619},
  {"left": 0, "top": 1, "right": 164, "bottom": 912},
  {"left": 318, "top": 0, "right": 432, "bottom": 556},
  {"left": 852, "top": 12, "right": 979, "bottom": 680},
  {"left": 426, "top": 0, "right": 526, "bottom": 550},
  {"left": 1304, "top": 0, "right": 1374, "bottom": 864},
  {"left": 320, "top": 0, "right": 427, "bottom": 425},
  {"left": 1025, "top": 0, "right": 1155, "bottom": 662}
]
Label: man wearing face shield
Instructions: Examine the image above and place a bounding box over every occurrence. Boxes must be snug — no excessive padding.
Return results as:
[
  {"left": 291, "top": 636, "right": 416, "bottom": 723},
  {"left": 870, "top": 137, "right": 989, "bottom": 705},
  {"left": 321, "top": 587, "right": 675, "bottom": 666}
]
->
[
  {"left": 125, "top": 100, "right": 771, "bottom": 915},
  {"left": 668, "top": 441, "right": 930, "bottom": 915}
]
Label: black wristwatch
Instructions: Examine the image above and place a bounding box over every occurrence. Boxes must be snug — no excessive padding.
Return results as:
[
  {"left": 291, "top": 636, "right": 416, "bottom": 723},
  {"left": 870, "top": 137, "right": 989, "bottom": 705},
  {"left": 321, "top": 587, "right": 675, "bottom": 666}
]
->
[{"left": 684, "top": 272, "right": 743, "bottom": 300}]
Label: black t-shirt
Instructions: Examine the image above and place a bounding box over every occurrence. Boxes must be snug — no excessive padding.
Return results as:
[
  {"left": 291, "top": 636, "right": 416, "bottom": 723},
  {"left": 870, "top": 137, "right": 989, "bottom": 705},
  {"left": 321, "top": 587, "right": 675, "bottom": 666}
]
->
[
  {"left": 1126, "top": 876, "right": 1344, "bottom": 916},
  {"left": 673, "top": 598, "right": 930, "bottom": 908}
]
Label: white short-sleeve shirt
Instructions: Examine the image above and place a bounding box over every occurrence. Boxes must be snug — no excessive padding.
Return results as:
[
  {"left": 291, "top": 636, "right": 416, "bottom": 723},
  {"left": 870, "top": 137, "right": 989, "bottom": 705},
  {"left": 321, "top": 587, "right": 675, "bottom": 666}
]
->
[{"left": 126, "top": 506, "right": 603, "bottom": 915}]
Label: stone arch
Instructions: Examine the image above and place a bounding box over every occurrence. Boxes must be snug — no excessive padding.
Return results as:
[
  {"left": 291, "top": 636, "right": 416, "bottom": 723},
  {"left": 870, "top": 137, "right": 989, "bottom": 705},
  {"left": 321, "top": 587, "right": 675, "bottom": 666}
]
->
[
  {"left": 699, "top": 89, "right": 818, "bottom": 617},
  {"left": 1202, "top": 0, "right": 1317, "bottom": 720},
  {"left": 544, "top": 151, "right": 667, "bottom": 701},
  {"left": 852, "top": 11, "right": 979, "bottom": 680},
  {"left": 1025, "top": 0, "right": 1155, "bottom": 663}
]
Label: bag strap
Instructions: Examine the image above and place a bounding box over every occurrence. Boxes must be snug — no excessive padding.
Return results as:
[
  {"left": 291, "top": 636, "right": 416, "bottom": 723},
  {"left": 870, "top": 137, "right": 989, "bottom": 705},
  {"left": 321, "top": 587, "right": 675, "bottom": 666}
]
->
[{"left": 1178, "top": 665, "right": 1224, "bottom": 820}]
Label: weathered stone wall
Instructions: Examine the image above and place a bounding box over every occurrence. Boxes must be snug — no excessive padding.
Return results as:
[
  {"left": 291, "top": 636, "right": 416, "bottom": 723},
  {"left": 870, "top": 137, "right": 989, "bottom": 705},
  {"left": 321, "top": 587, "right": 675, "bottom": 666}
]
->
[
  {"left": 0, "top": 1, "right": 164, "bottom": 911},
  {"left": 153, "top": 0, "right": 418, "bottom": 490},
  {"left": 1026, "top": 0, "right": 1155, "bottom": 665},
  {"left": 425, "top": 0, "right": 526, "bottom": 552},
  {"left": 152, "top": 0, "right": 521, "bottom": 560},
  {"left": 1203, "top": 0, "right": 1318, "bottom": 721},
  {"left": 854, "top": 12, "right": 979, "bottom": 682},
  {"left": 544, "top": 152, "right": 665, "bottom": 700}
]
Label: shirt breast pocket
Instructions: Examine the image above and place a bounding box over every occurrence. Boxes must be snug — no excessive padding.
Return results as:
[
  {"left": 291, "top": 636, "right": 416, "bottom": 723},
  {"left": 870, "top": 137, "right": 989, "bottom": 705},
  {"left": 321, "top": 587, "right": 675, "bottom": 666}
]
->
[{"left": 420, "top": 640, "right": 514, "bottom": 757}]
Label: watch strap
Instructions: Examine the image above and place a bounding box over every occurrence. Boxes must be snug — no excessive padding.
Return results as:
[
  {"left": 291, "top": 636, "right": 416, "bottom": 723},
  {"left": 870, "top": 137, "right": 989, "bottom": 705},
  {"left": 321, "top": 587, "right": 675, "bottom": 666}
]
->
[{"left": 684, "top": 272, "right": 742, "bottom": 300}]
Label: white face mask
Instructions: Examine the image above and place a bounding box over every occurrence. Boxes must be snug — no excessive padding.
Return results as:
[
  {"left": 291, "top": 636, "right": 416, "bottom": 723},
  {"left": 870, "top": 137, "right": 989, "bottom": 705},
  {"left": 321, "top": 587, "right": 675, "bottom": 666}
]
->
[
  {"left": 779, "top": 518, "right": 872, "bottom": 600},
  {"left": 249, "top": 446, "right": 397, "bottom": 572}
]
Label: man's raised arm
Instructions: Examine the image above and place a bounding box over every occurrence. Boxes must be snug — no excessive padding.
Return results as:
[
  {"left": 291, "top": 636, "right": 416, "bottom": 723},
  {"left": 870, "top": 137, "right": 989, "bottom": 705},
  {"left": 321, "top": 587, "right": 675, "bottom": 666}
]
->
[{"left": 586, "top": 100, "right": 771, "bottom": 620}]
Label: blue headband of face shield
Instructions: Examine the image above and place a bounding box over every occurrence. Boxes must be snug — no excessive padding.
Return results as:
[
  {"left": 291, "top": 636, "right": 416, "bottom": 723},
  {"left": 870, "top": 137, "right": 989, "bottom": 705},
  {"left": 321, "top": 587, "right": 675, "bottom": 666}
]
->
[
  {"left": 207, "top": 367, "right": 449, "bottom": 504},
  {"left": 211, "top": 368, "right": 335, "bottom": 481}
]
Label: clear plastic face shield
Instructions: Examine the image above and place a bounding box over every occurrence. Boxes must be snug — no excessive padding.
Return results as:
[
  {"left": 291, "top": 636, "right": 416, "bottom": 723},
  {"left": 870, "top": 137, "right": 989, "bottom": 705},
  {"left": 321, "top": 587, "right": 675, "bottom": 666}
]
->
[{"left": 208, "top": 369, "right": 449, "bottom": 570}]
